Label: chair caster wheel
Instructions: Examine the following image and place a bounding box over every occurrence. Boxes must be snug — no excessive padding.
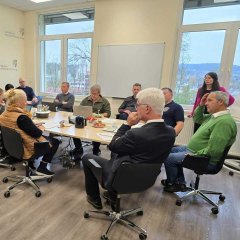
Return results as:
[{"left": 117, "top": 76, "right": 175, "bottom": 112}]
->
[
  {"left": 4, "top": 191, "right": 10, "bottom": 198},
  {"left": 100, "top": 235, "right": 108, "bottom": 240},
  {"left": 2, "top": 177, "right": 8, "bottom": 183},
  {"left": 137, "top": 210, "right": 143, "bottom": 216},
  {"left": 35, "top": 191, "right": 41, "bottom": 197},
  {"left": 229, "top": 171, "right": 234, "bottom": 176},
  {"left": 219, "top": 194, "right": 225, "bottom": 201},
  {"left": 47, "top": 177, "right": 53, "bottom": 183},
  {"left": 139, "top": 233, "right": 147, "bottom": 239},
  {"left": 84, "top": 212, "right": 90, "bottom": 218},
  {"left": 11, "top": 166, "right": 16, "bottom": 171},
  {"left": 211, "top": 207, "right": 219, "bottom": 214},
  {"left": 176, "top": 199, "right": 182, "bottom": 206}
]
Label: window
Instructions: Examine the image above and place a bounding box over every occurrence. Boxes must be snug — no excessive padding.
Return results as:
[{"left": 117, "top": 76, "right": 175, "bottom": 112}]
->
[
  {"left": 39, "top": 9, "right": 94, "bottom": 95},
  {"left": 229, "top": 30, "right": 240, "bottom": 97},
  {"left": 174, "top": 3, "right": 240, "bottom": 105},
  {"left": 175, "top": 31, "right": 225, "bottom": 104}
]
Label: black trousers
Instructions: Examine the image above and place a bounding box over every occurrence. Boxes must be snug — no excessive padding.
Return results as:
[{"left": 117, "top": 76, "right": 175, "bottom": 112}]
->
[
  {"left": 41, "top": 136, "right": 59, "bottom": 163},
  {"left": 73, "top": 138, "right": 100, "bottom": 151},
  {"left": 82, "top": 154, "right": 114, "bottom": 199}
]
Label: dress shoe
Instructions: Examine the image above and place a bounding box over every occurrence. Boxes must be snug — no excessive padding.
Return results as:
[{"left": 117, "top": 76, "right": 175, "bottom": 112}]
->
[
  {"left": 161, "top": 179, "right": 169, "bottom": 186},
  {"left": 69, "top": 148, "right": 83, "bottom": 161},
  {"left": 87, "top": 195, "right": 103, "bottom": 209},
  {"left": 36, "top": 167, "right": 55, "bottom": 176},
  {"left": 164, "top": 183, "right": 187, "bottom": 193}
]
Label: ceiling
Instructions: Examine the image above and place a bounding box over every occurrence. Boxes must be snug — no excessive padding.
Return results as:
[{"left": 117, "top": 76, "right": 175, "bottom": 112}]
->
[{"left": 0, "top": 0, "right": 94, "bottom": 11}]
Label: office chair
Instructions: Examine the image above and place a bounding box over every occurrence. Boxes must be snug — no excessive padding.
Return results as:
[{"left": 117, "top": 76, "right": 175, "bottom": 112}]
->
[
  {"left": 223, "top": 154, "right": 240, "bottom": 176},
  {"left": 0, "top": 132, "right": 16, "bottom": 171},
  {"left": 175, "top": 146, "right": 231, "bottom": 214},
  {"left": 84, "top": 160, "right": 161, "bottom": 240},
  {"left": 1, "top": 126, "right": 53, "bottom": 198}
]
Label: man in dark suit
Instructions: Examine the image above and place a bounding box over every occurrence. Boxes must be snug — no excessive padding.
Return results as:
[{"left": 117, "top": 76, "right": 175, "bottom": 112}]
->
[{"left": 82, "top": 88, "right": 176, "bottom": 209}]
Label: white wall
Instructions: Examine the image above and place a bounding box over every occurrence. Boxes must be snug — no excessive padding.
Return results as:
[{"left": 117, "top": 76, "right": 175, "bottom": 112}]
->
[{"left": 0, "top": 5, "right": 24, "bottom": 89}]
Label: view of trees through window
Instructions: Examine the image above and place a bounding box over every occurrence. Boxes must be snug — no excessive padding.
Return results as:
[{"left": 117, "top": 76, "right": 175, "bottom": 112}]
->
[
  {"left": 175, "top": 5, "right": 240, "bottom": 105},
  {"left": 39, "top": 11, "right": 94, "bottom": 95}
]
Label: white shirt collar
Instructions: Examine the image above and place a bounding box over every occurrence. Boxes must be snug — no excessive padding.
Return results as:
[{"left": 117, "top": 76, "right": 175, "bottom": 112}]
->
[
  {"left": 146, "top": 119, "right": 164, "bottom": 124},
  {"left": 212, "top": 110, "right": 230, "bottom": 118}
]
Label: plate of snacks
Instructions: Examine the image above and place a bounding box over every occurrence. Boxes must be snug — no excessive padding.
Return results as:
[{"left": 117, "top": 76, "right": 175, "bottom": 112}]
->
[
  {"left": 93, "top": 121, "right": 106, "bottom": 128},
  {"left": 86, "top": 116, "right": 96, "bottom": 123}
]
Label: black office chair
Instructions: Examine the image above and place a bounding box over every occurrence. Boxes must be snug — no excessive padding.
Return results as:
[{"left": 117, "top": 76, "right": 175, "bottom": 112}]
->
[
  {"left": 175, "top": 146, "right": 231, "bottom": 214},
  {"left": 1, "top": 126, "right": 53, "bottom": 198},
  {"left": 84, "top": 160, "right": 161, "bottom": 240},
  {"left": 223, "top": 154, "right": 240, "bottom": 176}
]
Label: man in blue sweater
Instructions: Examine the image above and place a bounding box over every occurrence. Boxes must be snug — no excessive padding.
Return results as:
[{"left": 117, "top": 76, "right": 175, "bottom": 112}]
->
[{"left": 162, "top": 91, "right": 237, "bottom": 193}]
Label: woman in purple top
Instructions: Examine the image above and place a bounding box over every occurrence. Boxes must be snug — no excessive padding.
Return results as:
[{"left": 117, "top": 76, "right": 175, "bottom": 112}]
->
[{"left": 189, "top": 72, "right": 235, "bottom": 132}]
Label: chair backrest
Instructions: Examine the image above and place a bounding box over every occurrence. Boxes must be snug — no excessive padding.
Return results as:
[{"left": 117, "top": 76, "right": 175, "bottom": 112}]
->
[
  {"left": 208, "top": 145, "right": 232, "bottom": 174},
  {"left": 1, "top": 126, "right": 24, "bottom": 160},
  {"left": 112, "top": 162, "right": 161, "bottom": 194},
  {"left": 182, "top": 145, "right": 232, "bottom": 175}
]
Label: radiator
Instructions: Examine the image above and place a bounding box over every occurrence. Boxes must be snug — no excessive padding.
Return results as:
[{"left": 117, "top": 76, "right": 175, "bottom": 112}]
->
[{"left": 175, "top": 117, "right": 240, "bottom": 156}]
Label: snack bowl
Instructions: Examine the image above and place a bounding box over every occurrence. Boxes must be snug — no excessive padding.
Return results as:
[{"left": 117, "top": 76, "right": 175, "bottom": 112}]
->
[{"left": 36, "top": 111, "right": 50, "bottom": 118}]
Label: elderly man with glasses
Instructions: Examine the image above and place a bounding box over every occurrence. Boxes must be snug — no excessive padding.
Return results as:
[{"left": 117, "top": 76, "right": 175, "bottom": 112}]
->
[{"left": 82, "top": 88, "right": 176, "bottom": 209}]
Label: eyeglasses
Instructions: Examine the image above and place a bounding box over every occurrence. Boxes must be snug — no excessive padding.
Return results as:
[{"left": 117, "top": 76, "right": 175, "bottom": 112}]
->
[{"left": 135, "top": 102, "right": 148, "bottom": 109}]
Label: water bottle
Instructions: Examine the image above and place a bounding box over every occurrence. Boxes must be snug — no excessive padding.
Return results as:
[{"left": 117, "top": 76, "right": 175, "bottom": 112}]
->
[{"left": 37, "top": 103, "right": 42, "bottom": 112}]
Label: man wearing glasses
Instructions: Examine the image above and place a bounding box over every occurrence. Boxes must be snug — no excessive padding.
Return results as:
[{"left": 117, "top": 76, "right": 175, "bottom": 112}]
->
[
  {"left": 82, "top": 88, "right": 176, "bottom": 209},
  {"left": 75, "top": 84, "right": 111, "bottom": 156}
]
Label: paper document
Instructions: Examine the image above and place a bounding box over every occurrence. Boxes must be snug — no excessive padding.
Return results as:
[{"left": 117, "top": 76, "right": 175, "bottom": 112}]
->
[
  {"left": 97, "top": 132, "right": 114, "bottom": 142},
  {"left": 43, "top": 122, "right": 59, "bottom": 129}
]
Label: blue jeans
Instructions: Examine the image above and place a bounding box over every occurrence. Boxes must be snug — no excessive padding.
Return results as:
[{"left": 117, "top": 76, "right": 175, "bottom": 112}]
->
[{"left": 164, "top": 146, "right": 192, "bottom": 184}]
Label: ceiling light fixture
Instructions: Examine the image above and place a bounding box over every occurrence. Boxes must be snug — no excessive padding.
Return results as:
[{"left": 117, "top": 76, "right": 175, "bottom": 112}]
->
[
  {"left": 214, "top": 0, "right": 239, "bottom": 3},
  {"left": 30, "top": 0, "right": 53, "bottom": 3},
  {"left": 63, "top": 12, "right": 88, "bottom": 20}
]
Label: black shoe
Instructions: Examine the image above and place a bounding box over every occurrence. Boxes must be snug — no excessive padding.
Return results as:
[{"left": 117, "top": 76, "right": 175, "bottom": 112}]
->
[
  {"left": 102, "top": 191, "right": 117, "bottom": 204},
  {"left": 164, "top": 183, "right": 187, "bottom": 193},
  {"left": 69, "top": 148, "right": 83, "bottom": 159},
  {"left": 161, "top": 179, "right": 169, "bottom": 186},
  {"left": 36, "top": 167, "right": 55, "bottom": 176},
  {"left": 87, "top": 195, "right": 103, "bottom": 209},
  {"left": 93, "top": 149, "right": 101, "bottom": 156}
]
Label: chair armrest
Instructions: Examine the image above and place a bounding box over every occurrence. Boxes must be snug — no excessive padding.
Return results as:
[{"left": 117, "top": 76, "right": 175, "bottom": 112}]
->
[
  {"left": 88, "top": 159, "right": 103, "bottom": 184},
  {"left": 34, "top": 141, "right": 51, "bottom": 158}
]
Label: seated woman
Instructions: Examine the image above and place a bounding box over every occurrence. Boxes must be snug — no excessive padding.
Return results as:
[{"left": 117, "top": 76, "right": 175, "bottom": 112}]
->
[{"left": 0, "top": 89, "right": 59, "bottom": 175}]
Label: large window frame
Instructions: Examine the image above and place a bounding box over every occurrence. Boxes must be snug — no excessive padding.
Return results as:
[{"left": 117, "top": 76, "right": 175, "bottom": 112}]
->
[
  {"left": 38, "top": 10, "right": 94, "bottom": 97},
  {"left": 172, "top": 21, "right": 240, "bottom": 109}
]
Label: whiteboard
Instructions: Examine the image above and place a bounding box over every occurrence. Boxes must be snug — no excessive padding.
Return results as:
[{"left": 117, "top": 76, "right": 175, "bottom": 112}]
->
[{"left": 97, "top": 43, "right": 165, "bottom": 98}]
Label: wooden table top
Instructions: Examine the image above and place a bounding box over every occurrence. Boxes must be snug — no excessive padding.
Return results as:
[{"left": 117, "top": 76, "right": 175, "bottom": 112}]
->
[{"left": 33, "top": 111, "right": 124, "bottom": 144}]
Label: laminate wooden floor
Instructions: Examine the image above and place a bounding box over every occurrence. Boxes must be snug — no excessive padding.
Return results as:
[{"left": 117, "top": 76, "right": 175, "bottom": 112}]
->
[{"left": 0, "top": 145, "right": 240, "bottom": 240}]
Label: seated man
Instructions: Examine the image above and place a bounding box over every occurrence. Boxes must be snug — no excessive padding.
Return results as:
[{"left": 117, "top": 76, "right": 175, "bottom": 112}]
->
[
  {"left": 17, "top": 78, "right": 38, "bottom": 106},
  {"left": 53, "top": 82, "right": 82, "bottom": 159},
  {"left": 82, "top": 88, "right": 176, "bottom": 209},
  {"left": 75, "top": 84, "right": 111, "bottom": 156},
  {"left": 163, "top": 91, "right": 237, "bottom": 193},
  {"left": 118, "top": 83, "right": 141, "bottom": 120},
  {"left": 0, "top": 89, "right": 59, "bottom": 175},
  {"left": 162, "top": 87, "right": 184, "bottom": 136},
  {"left": 54, "top": 82, "right": 75, "bottom": 112},
  {"left": 5, "top": 84, "right": 14, "bottom": 91}
]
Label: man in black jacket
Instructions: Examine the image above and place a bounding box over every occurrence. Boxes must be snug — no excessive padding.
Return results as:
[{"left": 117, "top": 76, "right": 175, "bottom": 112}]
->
[
  {"left": 118, "top": 83, "right": 141, "bottom": 120},
  {"left": 82, "top": 88, "right": 176, "bottom": 209}
]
